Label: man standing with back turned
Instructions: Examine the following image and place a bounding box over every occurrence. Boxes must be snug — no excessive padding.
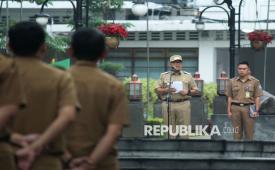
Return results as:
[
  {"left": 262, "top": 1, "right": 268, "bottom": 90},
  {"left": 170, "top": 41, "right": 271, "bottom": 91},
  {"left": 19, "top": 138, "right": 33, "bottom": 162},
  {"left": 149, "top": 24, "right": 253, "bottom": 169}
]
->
[
  {"left": 226, "top": 61, "right": 263, "bottom": 141},
  {"left": 0, "top": 54, "right": 25, "bottom": 170},
  {"left": 66, "top": 28, "right": 129, "bottom": 170},
  {"left": 7, "top": 21, "right": 78, "bottom": 170}
]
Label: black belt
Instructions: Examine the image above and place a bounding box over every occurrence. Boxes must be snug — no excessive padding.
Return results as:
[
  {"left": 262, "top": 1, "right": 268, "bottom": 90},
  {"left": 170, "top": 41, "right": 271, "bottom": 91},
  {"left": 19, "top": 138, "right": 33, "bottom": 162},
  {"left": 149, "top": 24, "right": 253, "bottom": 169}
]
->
[
  {"left": 231, "top": 102, "right": 253, "bottom": 107},
  {"left": 164, "top": 98, "right": 189, "bottom": 103}
]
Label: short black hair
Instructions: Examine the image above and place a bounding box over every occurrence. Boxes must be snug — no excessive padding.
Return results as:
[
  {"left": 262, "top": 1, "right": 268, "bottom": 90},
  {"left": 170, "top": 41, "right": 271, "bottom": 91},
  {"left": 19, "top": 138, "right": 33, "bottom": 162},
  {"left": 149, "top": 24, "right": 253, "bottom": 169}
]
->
[
  {"left": 71, "top": 28, "right": 106, "bottom": 61},
  {"left": 238, "top": 61, "right": 250, "bottom": 68},
  {"left": 8, "top": 21, "right": 45, "bottom": 56}
]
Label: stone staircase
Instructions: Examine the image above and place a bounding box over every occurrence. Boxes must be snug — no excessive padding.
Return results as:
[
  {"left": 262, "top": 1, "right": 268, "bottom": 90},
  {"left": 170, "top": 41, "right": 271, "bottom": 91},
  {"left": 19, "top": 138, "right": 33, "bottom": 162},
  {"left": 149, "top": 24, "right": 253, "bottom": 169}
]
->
[{"left": 118, "top": 138, "right": 275, "bottom": 170}]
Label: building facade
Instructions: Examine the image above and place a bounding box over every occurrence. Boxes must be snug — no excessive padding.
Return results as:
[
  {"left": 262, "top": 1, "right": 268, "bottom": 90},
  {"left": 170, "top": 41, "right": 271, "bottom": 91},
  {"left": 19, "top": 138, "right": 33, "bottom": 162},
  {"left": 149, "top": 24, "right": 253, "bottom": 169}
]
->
[{"left": 1, "top": 0, "right": 275, "bottom": 93}]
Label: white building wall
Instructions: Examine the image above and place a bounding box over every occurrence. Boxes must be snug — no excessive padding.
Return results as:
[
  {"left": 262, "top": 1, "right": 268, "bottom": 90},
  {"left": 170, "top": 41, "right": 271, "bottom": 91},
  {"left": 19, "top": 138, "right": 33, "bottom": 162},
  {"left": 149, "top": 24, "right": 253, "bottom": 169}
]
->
[
  {"left": 198, "top": 41, "right": 216, "bottom": 83},
  {"left": 3, "top": 0, "right": 273, "bottom": 83},
  {"left": 121, "top": 35, "right": 275, "bottom": 83}
]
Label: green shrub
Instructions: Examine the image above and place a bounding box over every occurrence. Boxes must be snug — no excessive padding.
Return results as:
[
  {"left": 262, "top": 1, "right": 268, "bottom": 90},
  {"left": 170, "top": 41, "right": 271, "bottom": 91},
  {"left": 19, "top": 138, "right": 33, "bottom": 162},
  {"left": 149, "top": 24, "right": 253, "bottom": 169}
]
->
[
  {"left": 141, "top": 78, "right": 158, "bottom": 118},
  {"left": 146, "top": 117, "right": 163, "bottom": 125},
  {"left": 46, "top": 34, "right": 68, "bottom": 52},
  {"left": 203, "top": 83, "right": 218, "bottom": 117}
]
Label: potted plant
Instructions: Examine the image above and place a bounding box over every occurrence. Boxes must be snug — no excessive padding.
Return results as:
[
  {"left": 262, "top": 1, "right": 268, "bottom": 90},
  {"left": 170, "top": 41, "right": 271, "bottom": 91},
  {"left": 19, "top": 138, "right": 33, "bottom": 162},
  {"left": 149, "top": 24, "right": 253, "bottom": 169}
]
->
[
  {"left": 247, "top": 31, "right": 272, "bottom": 50},
  {"left": 98, "top": 23, "right": 128, "bottom": 49}
]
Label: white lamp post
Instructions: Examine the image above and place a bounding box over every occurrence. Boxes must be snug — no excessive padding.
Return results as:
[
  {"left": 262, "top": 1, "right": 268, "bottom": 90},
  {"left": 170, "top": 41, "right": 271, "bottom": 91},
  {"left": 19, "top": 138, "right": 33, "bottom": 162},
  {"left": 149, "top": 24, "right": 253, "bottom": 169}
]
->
[
  {"left": 195, "top": 20, "right": 205, "bottom": 31},
  {"left": 131, "top": 1, "right": 150, "bottom": 119},
  {"left": 131, "top": 3, "right": 148, "bottom": 17},
  {"left": 35, "top": 13, "right": 50, "bottom": 27},
  {"left": 241, "top": 28, "right": 254, "bottom": 33}
]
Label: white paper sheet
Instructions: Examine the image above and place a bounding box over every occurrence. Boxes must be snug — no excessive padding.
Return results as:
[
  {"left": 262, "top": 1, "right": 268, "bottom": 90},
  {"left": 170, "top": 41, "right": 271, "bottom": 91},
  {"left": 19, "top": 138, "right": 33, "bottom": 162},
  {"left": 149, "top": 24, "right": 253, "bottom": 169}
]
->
[{"left": 171, "top": 81, "right": 183, "bottom": 93}]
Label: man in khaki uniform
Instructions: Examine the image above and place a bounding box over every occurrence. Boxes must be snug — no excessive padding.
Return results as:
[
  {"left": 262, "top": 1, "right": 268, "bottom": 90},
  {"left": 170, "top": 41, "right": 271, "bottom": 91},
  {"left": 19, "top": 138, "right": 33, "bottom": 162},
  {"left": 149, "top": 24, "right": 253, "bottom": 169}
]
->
[
  {"left": 226, "top": 61, "right": 263, "bottom": 141},
  {"left": 155, "top": 55, "right": 198, "bottom": 139},
  {"left": 0, "top": 54, "right": 25, "bottom": 130},
  {"left": 7, "top": 21, "right": 78, "bottom": 170},
  {"left": 0, "top": 54, "right": 25, "bottom": 170},
  {"left": 66, "top": 28, "right": 129, "bottom": 170}
]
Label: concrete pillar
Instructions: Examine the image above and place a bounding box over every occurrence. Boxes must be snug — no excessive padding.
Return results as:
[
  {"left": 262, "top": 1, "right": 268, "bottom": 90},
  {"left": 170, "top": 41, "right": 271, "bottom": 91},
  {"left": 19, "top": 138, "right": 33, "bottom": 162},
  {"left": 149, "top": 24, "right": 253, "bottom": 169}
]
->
[{"left": 198, "top": 38, "right": 217, "bottom": 83}]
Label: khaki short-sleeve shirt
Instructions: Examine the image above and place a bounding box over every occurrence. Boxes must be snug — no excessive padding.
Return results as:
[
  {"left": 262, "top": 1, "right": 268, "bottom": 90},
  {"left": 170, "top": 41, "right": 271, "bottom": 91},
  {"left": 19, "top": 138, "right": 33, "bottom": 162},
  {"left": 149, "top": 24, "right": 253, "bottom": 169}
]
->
[
  {"left": 0, "top": 55, "right": 25, "bottom": 107},
  {"left": 155, "top": 71, "right": 197, "bottom": 101},
  {"left": 66, "top": 61, "right": 129, "bottom": 163},
  {"left": 225, "top": 76, "right": 263, "bottom": 104},
  {"left": 11, "top": 57, "right": 79, "bottom": 153}
]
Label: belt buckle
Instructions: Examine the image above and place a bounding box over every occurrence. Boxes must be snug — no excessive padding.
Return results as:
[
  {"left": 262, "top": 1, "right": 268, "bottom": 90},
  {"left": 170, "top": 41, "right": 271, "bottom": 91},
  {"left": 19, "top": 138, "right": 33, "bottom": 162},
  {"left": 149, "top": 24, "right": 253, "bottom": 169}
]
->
[{"left": 240, "top": 103, "right": 244, "bottom": 107}]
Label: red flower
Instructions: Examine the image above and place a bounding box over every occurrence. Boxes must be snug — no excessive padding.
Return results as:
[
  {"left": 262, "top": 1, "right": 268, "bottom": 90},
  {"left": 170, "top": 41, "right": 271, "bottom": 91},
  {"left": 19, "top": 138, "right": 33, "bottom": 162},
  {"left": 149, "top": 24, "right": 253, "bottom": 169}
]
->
[
  {"left": 247, "top": 31, "right": 272, "bottom": 43},
  {"left": 98, "top": 23, "right": 128, "bottom": 39}
]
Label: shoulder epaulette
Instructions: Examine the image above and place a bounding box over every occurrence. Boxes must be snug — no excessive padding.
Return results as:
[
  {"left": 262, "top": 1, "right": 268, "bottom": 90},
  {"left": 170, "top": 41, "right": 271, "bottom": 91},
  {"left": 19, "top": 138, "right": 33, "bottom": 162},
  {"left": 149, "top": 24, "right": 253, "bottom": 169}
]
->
[
  {"left": 249, "top": 76, "right": 257, "bottom": 80},
  {"left": 183, "top": 71, "right": 191, "bottom": 75},
  {"left": 161, "top": 71, "right": 169, "bottom": 75}
]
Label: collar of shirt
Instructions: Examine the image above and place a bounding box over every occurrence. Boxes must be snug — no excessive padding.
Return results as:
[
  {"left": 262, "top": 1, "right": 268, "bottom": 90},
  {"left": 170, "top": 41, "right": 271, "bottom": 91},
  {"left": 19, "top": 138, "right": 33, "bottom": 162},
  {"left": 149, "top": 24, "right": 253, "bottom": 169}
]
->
[
  {"left": 75, "top": 60, "right": 97, "bottom": 67},
  {"left": 14, "top": 56, "right": 42, "bottom": 64},
  {"left": 236, "top": 75, "right": 253, "bottom": 82},
  {"left": 172, "top": 70, "right": 183, "bottom": 75}
]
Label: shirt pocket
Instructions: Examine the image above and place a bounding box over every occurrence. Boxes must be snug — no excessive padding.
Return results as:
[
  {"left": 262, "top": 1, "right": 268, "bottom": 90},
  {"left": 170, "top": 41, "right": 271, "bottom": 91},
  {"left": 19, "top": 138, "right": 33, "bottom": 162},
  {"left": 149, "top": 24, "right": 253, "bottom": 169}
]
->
[
  {"left": 232, "top": 86, "right": 240, "bottom": 97},
  {"left": 247, "top": 85, "right": 255, "bottom": 97},
  {"left": 181, "top": 80, "right": 189, "bottom": 90},
  {"left": 162, "top": 78, "right": 170, "bottom": 88}
]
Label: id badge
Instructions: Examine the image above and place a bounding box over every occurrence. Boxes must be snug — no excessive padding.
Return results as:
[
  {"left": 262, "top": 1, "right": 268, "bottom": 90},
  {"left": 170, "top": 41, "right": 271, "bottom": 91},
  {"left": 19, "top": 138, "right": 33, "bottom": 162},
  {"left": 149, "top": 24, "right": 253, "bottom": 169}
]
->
[{"left": 245, "top": 91, "right": 250, "bottom": 98}]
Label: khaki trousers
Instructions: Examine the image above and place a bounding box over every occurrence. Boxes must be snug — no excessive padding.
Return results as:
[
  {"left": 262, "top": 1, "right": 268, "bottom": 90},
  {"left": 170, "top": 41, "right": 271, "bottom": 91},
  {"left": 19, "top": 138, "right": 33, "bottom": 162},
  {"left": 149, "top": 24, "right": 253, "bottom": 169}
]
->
[
  {"left": 70, "top": 155, "right": 119, "bottom": 170},
  {"left": 162, "top": 100, "right": 191, "bottom": 139},
  {"left": 231, "top": 105, "right": 255, "bottom": 141},
  {"left": 29, "top": 154, "right": 62, "bottom": 170},
  {"left": 96, "top": 160, "right": 119, "bottom": 170}
]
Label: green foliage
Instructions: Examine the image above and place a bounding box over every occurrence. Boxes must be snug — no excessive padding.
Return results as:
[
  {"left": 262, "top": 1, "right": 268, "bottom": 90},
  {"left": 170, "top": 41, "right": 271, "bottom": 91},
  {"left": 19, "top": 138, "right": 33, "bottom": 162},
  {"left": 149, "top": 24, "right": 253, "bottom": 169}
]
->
[
  {"left": 203, "top": 83, "right": 218, "bottom": 116},
  {"left": 11, "top": 0, "right": 53, "bottom": 5},
  {"left": 46, "top": 34, "right": 69, "bottom": 52},
  {"left": 0, "top": 34, "right": 5, "bottom": 49},
  {"left": 90, "top": 0, "right": 123, "bottom": 12},
  {"left": 140, "top": 78, "right": 158, "bottom": 118},
  {"left": 123, "top": 78, "right": 158, "bottom": 119},
  {"left": 90, "top": 20, "right": 134, "bottom": 29},
  {"left": 146, "top": 117, "right": 163, "bottom": 125},
  {"left": 99, "top": 62, "right": 124, "bottom": 76},
  {"left": 122, "top": 22, "right": 134, "bottom": 29},
  {"left": 88, "top": 0, "right": 124, "bottom": 27},
  {"left": 88, "top": 18, "right": 108, "bottom": 28},
  {"left": 0, "top": 29, "right": 69, "bottom": 53},
  {"left": 0, "top": 19, "right": 17, "bottom": 39},
  {"left": 28, "top": 0, "right": 53, "bottom": 5}
]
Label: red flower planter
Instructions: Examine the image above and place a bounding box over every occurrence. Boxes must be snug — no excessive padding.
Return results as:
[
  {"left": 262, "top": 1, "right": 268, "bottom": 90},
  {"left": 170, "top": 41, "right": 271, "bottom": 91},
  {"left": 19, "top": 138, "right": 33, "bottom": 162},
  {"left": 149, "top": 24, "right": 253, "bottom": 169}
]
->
[
  {"left": 106, "top": 37, "right": 120, "bottom": 49},
  {"left": 247, "top": 31, "right": 272, "bottom": 50},
  {"left": 98, "top": 23, "right": 128, "bottom": 49},
  {"left": 250, "top": 41, "right": 267, "bottom": 50}
]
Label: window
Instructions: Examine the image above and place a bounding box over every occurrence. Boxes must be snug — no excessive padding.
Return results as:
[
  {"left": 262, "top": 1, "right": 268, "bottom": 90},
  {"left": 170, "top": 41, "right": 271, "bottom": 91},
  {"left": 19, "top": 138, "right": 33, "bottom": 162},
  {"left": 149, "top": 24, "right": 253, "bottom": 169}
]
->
[
  {"left": 163, "top": 32, "right": 173, "bottom": 40},
  {"left": 188, "top": 32, "right": 199, "bottom": 40},
  {"left": 106, "top": 48, "right": 198, "bottom": 80},
  {"left": 135, "top": 49, "right": 166, "bottom": 79},
  {"left": 215, "top": 31, "right": 224, "bottom": 40}
]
